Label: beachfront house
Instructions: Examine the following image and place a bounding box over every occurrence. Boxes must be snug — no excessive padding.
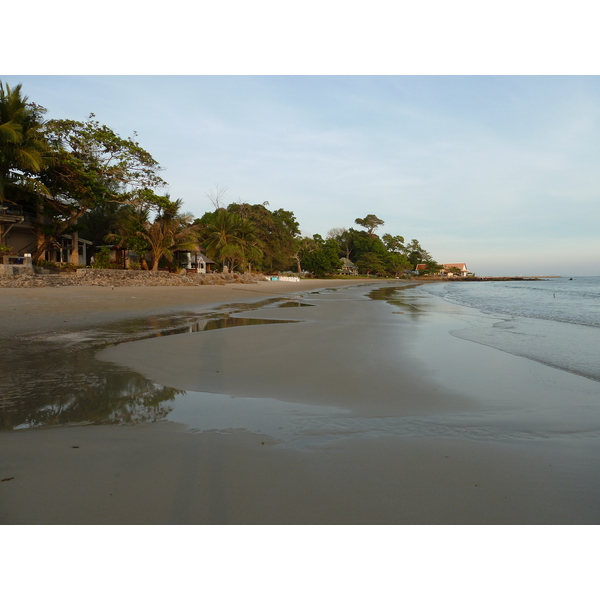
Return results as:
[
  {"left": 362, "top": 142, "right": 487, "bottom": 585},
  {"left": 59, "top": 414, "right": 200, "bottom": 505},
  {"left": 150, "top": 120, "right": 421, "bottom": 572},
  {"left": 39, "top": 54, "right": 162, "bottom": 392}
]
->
[
  {"left": 174, "top": 247, "right": 215, "bottom": 274},
  {"left": 340, "top": 258, "right": 359, "bottom": 276},
  {"left": 1, "top": 203, "right": 92, "bottom": 265},
  {"left": 442, "top": 263, "right": 470, "bottom": 277}
]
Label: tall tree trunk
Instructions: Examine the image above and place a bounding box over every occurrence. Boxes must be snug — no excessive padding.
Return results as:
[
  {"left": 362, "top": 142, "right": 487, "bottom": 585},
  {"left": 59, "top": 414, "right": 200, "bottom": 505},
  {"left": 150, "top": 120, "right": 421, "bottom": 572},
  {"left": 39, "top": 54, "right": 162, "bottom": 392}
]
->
[
  {"left": 71, "top": 230, "right": 79, "bottom": 265},
  {"left": 35, "top": 197, "right": 46, "bottom": 261}
]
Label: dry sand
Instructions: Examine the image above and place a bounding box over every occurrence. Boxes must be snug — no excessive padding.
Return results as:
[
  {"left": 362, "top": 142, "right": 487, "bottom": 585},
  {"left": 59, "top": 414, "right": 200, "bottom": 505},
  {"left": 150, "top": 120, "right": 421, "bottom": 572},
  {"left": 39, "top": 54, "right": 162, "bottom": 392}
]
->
[{"left": 2, "top": 279, "right": 600, "bottom": 524}]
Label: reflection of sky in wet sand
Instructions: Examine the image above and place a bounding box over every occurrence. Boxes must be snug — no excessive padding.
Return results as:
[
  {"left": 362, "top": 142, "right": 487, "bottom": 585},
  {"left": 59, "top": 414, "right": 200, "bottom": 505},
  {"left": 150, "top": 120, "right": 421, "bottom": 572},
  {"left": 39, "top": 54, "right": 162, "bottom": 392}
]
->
[
  {"left": 165, "top": 390, "right": 600, "bottom": 450},
  {"left": 167, "top": 391, "right": 349, "bottom": 448}
]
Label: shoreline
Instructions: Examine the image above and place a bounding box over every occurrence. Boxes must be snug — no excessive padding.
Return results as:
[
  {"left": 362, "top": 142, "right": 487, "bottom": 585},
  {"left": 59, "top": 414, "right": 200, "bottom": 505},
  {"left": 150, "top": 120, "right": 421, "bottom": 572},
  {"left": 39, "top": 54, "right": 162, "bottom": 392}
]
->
[
  {"left": 2, "top": 279, "right": 600, "bottom": 524},
  {"left": 0, "top": 278, "right": 379, "bottom": 337}
]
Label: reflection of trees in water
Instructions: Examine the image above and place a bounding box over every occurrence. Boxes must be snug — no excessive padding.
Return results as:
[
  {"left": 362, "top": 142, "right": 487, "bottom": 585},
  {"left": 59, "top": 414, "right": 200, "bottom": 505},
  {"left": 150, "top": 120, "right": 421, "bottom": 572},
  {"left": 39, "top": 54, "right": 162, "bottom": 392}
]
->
[
  {"left": 367, "top": 286, "right": 424, "bottom": 317},
  {"left": 0, "top": 343, "right": 180, "bottom": 430},
  {"left": 0, "top": 307, "right": 297, "bottom": 431}
]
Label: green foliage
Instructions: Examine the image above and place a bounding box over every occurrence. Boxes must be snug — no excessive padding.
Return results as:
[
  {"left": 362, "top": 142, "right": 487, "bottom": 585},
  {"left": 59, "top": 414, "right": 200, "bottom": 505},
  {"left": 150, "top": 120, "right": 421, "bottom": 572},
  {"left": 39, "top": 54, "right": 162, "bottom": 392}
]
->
[
  {"left": 0, "top": 81, "right": 51, "bottom": 200},
  {"left": 138, "top": 196, "right": 198, "bottom": 271},
  {"left": 226, "top": 202, "right": 300, "bottom": 271},
  {"left": 93, "top": 246, "right": 112, "bottom": 268},
  {"left": 405, "top": 239, "right": 432, "bottom": 269},
  {"left": 30, "top": 115, "right": 167, "bottom": 262},
  {"left": 348, "top": 228, "right": 387, "bottom": 262},
  {"left": 300, "top": 235, "right": 342, "bottom": 277},
  {"left": 354, "top": 214, "right": 385, "bottom": 236},
  {"left": 355, "top": 252, "right": 387, "bottom": 275},
  {"left": 385, "top": 251, "right": 412, "bottom": 277},
  {"left": 197, "top": 208, "right": 262, "bottom": 272},
  {"left": 418, "top": 260, "right": 444, "bottom": 275},
  {"left": 382, "top": 233, "right": 405, "bottom": 253}
]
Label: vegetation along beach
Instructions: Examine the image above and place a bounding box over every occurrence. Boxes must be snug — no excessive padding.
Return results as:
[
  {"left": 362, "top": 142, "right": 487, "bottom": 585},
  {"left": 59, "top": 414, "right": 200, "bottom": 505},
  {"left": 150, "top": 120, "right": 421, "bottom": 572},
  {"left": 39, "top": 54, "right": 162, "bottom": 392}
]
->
[{"left": 2, "top": 79, "right": 600, "bottom": 524}]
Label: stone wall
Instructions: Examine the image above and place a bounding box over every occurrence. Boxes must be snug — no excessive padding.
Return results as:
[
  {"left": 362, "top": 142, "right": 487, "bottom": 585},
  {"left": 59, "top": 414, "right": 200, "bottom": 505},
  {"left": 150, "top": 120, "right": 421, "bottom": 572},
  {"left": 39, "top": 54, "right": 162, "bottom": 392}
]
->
[{"left": 0, "top": 268, "right": 268, "bottom": 288}]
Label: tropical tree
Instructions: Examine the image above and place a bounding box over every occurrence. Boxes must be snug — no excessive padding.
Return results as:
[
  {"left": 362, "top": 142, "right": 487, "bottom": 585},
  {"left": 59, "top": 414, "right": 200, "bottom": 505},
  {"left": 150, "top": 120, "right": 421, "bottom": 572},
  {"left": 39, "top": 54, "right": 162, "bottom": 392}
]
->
[
  {"left": 103, "top": 204, "right": 151, "bottom": 269},
  {"left": 292, "top": 236, "right": 317, "bottom": 274},
  {"left": 299, "top": 234, "right": 342, "bottom": 277},
  {"left": 382, "top": 233, "right": 405, "bottom": 253},
  {"left": 139, "top": 196, "right": 197, "bottom": 271},
  {"left": 198, "top": 209, "right": 263, "bottom": 272},
  {"left": 355, "top": 252, "right": 387, "bottom": 276},
  {"left": 405, "top": 239, "right": 432, "bottom": 269},
  {"left": 347, "top": 228, "right": 387, "bottom": 263},
  {"left": 33, "top": 115, "right": 166, "bottom": 262},
  {"left": 418, "top": 260, "right": 444, "bottom": 275},
  {"left": 385, "top": 252, "right": 412, "bottom": 277},
  {"left": 227, "top": 202, "right": 300, "bottom": 271},
  {"left": 0, "top": 81, "right": 51, "bottom": 201},
  {"left": 327, "top": 227, "right": 352, "bottom": 259},
  {"left": 354, "top": 214, "right": 385, "bottom": 236}
]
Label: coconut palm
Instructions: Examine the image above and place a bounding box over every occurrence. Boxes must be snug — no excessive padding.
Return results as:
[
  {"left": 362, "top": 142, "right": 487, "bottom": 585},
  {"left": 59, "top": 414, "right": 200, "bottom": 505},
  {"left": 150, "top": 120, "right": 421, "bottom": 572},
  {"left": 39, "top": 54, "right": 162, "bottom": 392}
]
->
[
  {"left": 139, "top": 197, "right": 198, "bottom": 271},
  {"left": 200, "top": 209, "right": 263, "bottom": 272},
  {"left": 104, "top": 204, "right": 151, "bottom": 269},
  {"left": 0, "top": 82, "right": 51, "bottom": 200}
]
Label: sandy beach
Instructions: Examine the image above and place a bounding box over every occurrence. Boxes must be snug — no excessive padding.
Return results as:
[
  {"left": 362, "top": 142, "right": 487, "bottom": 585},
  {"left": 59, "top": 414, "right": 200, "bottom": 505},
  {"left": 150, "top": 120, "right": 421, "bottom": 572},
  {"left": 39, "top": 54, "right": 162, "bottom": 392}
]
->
[{"left": 2, "top": 279, "right": 600, "bottom": 524}]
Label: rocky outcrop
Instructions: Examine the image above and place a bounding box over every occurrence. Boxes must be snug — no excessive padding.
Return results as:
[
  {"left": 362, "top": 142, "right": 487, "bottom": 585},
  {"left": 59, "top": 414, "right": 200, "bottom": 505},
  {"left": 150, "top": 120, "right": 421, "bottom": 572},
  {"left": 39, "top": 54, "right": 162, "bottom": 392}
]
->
[{"left": 0, "top": 268, "right": 268, "bottom": 288}]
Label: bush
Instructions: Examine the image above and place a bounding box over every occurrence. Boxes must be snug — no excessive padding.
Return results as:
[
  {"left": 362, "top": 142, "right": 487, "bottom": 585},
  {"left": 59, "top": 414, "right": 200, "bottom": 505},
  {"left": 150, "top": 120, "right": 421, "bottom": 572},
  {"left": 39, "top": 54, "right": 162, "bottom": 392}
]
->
[{"left": 92, "top": 247, "right": 112, "bottom": 269}]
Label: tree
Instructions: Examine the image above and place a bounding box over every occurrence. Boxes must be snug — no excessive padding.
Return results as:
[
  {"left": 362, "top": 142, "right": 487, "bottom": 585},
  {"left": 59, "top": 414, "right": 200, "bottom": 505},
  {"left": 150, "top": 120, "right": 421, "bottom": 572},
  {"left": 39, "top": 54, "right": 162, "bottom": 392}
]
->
[
  {"left": 199, "top": 209, "right": 263, "bottom": 272},
  {"left": 103, "top": 204, "right": 151, "bottom": 269},
  {"left": 354, "top": 214, "right": 384, "bottom": 236},
  {"left": 405, "top": 239, "right": 432, "bottom": 269},
  {"left": 382, "top": 233, "right": 405, "bottom": 253},
  {"left": 0, "top": 82, "right": 51, "bottom": 201},
  {"left": 385, "top": 252, "right": 412, "bottom": 277},
  {"left": 206, "top": 184, "right": 228, "bottom": 210},
  {"left": 138, "top": 196, "right": 197, "bottom": 271},
  {"left": 33, "top": 115, "right": 166, "bottom": 261},
  {"left": 227, "top": 202, "right": 300, "bottom": 271},
  {"left": 347, "top": 228, "right": 387, "bottom": 263},
  {"left": 418, "top": 260, "right": 444, "bottom": 275},
  {"left": 327, "top": 227, "right": 352, "bottom": 259},
  {"left": 300, "top": 234, "right": 342, "bottom": 277},
  {"left": 355, "top": 252, "right": 387, "bottom": 276},
  {"left": 292, "top": 236, "right": 317, "bottom": 273}
]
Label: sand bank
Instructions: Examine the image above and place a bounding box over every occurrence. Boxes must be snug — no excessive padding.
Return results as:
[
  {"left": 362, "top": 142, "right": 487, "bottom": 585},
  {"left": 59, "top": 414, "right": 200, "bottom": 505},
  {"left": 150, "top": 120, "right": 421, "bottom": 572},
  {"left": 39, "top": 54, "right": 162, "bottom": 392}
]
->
[{"left": 2, "top": 280, "right": 600, "bottom": 524}]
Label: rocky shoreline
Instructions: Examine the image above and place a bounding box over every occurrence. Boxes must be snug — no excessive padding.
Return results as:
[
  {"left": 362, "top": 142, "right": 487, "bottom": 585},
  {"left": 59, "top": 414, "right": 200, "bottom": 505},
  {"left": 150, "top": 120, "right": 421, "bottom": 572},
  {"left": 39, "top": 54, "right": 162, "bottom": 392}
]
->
[{"left": 0, "top": 268, "right": 267, "bottom": 288}]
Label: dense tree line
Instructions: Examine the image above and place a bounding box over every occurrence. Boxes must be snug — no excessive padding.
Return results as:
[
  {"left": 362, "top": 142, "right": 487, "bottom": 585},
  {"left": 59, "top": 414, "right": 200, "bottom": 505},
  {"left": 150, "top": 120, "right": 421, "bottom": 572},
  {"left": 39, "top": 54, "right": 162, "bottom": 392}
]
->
[{"left": 1, "top": 81, "right": 439, "bottom": 276}]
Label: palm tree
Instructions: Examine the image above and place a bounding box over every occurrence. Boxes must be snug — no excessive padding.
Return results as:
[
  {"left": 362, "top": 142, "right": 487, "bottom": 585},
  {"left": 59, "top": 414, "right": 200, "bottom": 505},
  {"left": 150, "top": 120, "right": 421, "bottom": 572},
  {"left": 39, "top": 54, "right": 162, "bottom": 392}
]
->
[
  {"left": 139, "top": 197, "right": 198, "bottom": 271},
  {"left": 104, "top": 204, "right": 151, "bottom": 269},
  {"left": 200, "top": 209, "right": 263, "bottom": 272},
  {"left": 0, "top": 82, "right": 51, "bottom": 201}
]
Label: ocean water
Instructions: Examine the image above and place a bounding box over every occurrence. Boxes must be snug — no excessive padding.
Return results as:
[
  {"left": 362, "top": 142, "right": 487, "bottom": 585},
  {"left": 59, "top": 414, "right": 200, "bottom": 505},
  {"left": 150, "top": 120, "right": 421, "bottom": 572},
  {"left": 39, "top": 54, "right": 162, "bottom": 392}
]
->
[{"left": 425, "top": 277, "right": 600, "bottom": 382}]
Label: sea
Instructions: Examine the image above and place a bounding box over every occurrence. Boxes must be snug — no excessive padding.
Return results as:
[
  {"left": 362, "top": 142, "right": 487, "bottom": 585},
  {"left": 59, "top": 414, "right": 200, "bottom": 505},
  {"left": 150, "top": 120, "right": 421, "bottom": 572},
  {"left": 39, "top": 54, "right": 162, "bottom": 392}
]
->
[{"left": 425, "top": 276, "right": 600, "bottom": 382}]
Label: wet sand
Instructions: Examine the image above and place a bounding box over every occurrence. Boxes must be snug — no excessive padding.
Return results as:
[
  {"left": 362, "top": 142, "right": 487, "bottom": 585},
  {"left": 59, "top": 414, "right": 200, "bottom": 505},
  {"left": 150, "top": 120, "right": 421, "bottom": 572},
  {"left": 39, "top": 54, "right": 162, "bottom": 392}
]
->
[{"left": 2, "top": 280, "right": 600, "bottom": 524}]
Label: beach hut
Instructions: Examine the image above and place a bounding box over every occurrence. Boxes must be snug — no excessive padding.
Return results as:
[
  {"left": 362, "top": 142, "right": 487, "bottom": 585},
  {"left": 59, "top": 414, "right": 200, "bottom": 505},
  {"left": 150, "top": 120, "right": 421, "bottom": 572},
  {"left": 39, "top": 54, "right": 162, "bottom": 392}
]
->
[
  {"left": 340, "top": 258, "right": 359, "bottom": 275},
  {"left": 174, "top": 247, "right": 215, "bottom": 273}
]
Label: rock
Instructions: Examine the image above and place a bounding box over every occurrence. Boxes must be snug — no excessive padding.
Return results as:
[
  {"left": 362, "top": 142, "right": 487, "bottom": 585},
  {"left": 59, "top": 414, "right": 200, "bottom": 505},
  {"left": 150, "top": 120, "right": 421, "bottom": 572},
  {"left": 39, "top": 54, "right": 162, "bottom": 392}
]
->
[{"left": 0, "top": 268, "right": 268, "bottom": 288}]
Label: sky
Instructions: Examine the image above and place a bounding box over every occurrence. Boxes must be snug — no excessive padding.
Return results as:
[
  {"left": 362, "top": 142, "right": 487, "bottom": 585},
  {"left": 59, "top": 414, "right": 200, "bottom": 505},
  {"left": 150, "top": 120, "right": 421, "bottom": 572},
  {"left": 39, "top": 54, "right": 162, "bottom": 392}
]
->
[{"left": 4, "top": 75, "right": 599, "bottom": 276}]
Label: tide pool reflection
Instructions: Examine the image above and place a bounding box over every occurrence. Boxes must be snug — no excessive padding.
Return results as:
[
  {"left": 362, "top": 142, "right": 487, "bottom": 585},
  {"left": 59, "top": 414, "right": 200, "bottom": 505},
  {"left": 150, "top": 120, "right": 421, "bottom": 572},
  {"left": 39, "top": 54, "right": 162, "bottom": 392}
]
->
[{"left": 1, "top": 316, "right": 297, "bottom": 431}]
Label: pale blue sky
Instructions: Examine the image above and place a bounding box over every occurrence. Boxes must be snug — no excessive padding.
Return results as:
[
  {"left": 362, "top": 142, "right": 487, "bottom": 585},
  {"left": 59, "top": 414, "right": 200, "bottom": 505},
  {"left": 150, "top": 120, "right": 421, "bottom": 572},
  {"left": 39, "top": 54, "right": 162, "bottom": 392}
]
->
[{"left": 6, "top": 75, "right": 600, "bottom": 276}]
